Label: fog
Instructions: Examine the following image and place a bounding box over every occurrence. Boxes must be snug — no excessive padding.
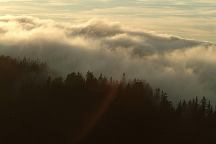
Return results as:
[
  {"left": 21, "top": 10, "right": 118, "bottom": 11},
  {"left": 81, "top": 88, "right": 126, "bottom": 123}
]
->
[{"left": 0, "top": 15, "right": 215, "bottom": 102}]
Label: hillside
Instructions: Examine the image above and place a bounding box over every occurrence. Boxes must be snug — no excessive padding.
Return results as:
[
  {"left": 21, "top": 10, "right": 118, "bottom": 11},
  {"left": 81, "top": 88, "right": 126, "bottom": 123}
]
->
[{"left": 0, "top": 55, "right": 215, "bottom": 144}]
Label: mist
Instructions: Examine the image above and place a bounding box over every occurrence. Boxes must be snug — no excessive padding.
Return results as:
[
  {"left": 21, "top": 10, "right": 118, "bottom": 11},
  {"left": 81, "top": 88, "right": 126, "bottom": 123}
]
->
[{"left": 0, "top": 15, "right": 216, "bottom": 102}]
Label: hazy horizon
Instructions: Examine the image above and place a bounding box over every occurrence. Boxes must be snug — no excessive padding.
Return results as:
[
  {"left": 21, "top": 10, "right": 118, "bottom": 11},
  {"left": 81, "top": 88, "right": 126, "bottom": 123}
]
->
[{"left": 0, "top": 0, "right": 215, "bottom": 43}]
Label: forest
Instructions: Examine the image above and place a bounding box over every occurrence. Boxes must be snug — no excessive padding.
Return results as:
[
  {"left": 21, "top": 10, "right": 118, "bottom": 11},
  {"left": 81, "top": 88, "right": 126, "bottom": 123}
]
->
[{"left": 0, "top": 55, "right": 216, "bottom": 144}]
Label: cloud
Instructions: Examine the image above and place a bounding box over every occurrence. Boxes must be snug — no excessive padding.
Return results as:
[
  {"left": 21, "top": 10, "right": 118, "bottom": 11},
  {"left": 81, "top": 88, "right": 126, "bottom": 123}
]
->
[
  {"left": 0, "top": 15, "right": 215, "bottom": 102},
  {"left": 0, "top": 0, "right": 215, "bottom": 43}
]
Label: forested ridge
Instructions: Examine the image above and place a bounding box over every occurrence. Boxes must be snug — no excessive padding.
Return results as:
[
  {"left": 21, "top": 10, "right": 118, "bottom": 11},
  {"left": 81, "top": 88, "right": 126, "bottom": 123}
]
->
[{"left": 0, "top": 55, "right": 216, "bottom": 144}]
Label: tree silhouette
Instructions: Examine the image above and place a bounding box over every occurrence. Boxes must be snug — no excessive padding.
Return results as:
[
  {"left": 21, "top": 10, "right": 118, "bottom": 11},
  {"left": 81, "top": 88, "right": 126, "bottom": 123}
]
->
[{"left": 0, "top": 55, "right": 216, "bottom": 144}]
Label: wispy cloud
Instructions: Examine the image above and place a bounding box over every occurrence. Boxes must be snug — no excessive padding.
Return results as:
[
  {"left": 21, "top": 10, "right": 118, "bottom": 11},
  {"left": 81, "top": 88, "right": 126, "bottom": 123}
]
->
[{"left": 0, "top": 0, "right": 215, "bottom": 42}]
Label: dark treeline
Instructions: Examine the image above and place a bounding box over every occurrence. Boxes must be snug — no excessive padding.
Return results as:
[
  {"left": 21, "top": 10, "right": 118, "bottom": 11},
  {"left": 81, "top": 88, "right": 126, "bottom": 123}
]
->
[{"left": 0, "top": 55, "right": 216, "bottom": 144}]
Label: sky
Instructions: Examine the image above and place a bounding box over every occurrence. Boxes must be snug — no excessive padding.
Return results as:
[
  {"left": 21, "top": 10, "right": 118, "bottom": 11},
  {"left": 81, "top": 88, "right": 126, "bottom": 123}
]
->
[{"left": 0, "top": 0, "right": 215, "bottom": 43}]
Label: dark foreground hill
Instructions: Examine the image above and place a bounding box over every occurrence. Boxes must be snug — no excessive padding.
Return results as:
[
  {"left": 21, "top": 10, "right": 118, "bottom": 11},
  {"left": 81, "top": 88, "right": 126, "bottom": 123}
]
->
[{"left": 0, "top": 55, "right": 216, "bottom": 144}]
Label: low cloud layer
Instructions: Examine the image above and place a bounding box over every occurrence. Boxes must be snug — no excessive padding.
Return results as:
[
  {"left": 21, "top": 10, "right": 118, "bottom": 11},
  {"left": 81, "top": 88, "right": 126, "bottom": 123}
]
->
[{"left": 0, "top": 15, "right": 215, "bottom": 102}]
